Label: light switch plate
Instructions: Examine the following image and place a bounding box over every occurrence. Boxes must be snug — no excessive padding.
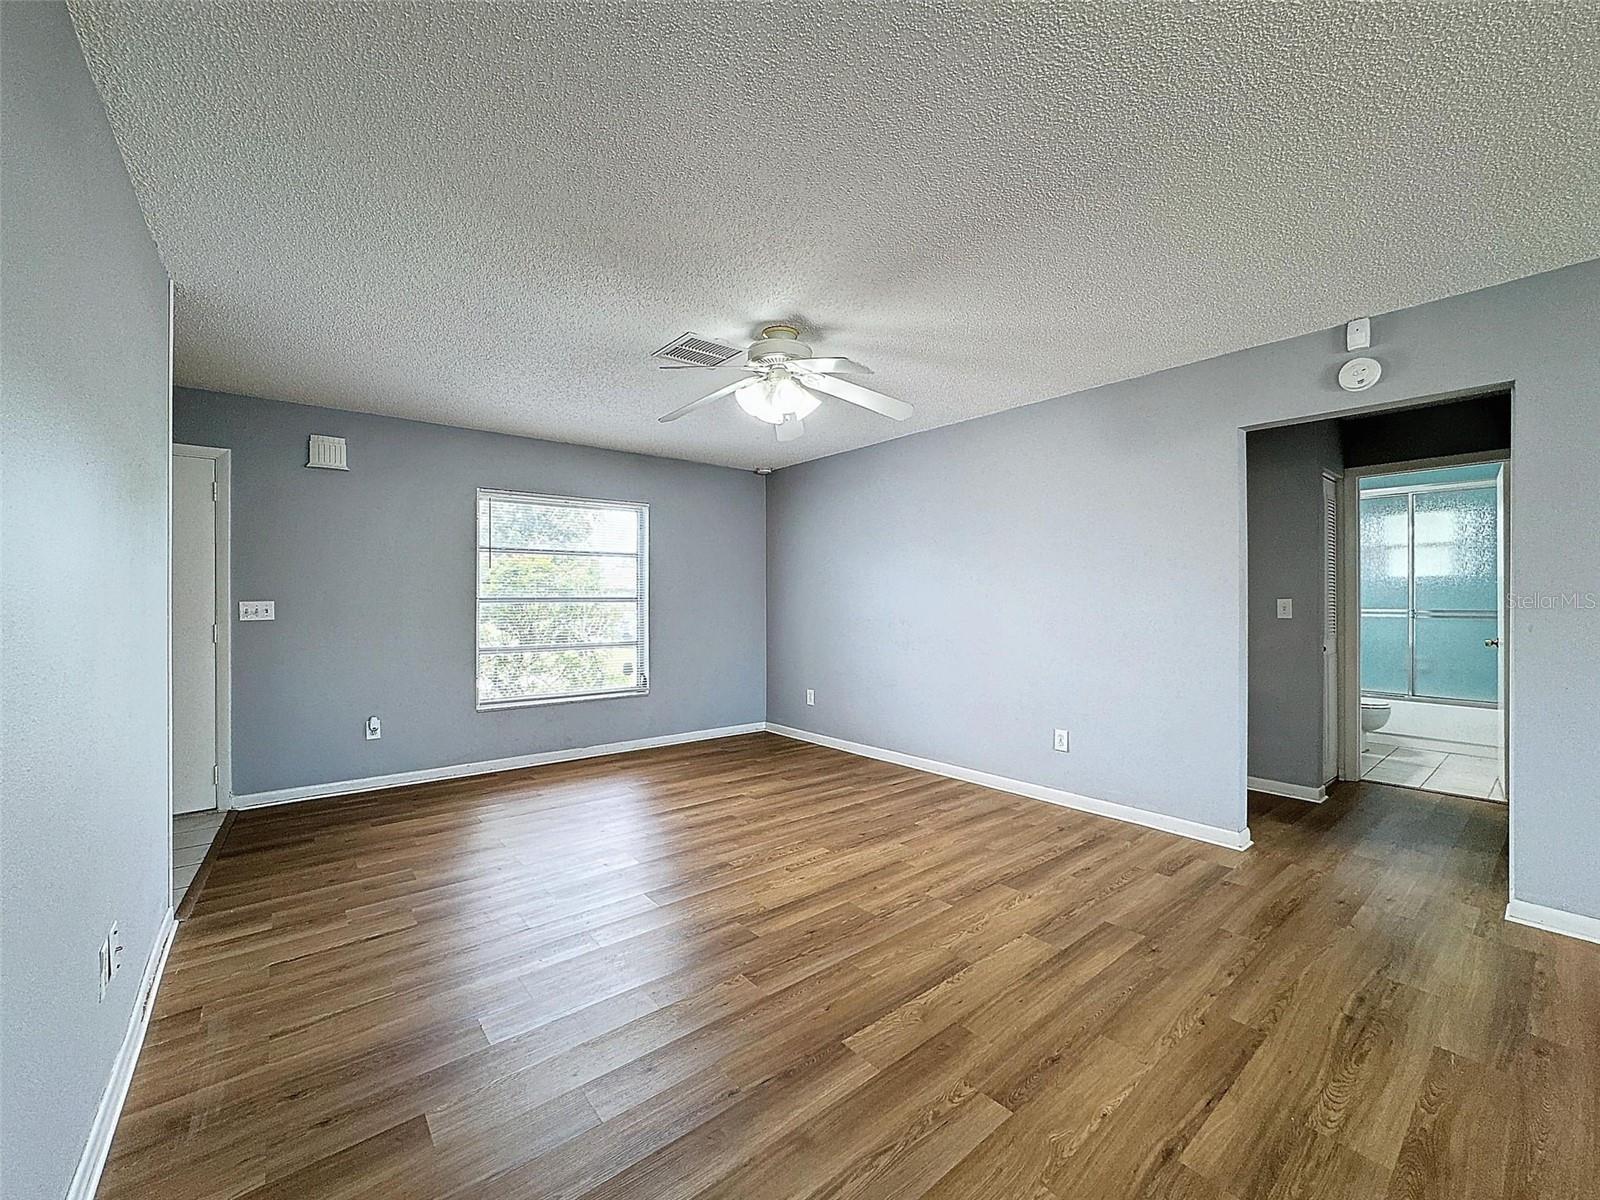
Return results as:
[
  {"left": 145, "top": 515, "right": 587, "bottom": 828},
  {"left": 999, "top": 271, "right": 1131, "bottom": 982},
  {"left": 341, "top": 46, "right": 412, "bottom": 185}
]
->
[
  {"left": 1277, "top": 598, "right": 1294, "bottom": 619},
  {"left": 239, "top": 601, "right": 275, "bottom": 621},
  {"left": 805, "top": 689, "right": 815, "bottom": 706},
  {"left": 1053, "top": 729, "right": 1070, "bottom": 752}
]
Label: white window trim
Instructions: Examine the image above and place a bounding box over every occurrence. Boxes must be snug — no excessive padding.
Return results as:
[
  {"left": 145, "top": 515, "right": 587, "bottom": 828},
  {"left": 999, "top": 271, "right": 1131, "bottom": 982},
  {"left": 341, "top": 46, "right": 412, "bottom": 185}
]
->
[{"left": 475, "top": 488, "right": 650, "bottom": 711}]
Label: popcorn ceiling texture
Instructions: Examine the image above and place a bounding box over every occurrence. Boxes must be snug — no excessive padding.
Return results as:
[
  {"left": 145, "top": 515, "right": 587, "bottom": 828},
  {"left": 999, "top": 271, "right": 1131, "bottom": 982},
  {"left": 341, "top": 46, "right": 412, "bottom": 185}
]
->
[{"left": 68, "top": 1, "right": 1600, "bottom": 469}]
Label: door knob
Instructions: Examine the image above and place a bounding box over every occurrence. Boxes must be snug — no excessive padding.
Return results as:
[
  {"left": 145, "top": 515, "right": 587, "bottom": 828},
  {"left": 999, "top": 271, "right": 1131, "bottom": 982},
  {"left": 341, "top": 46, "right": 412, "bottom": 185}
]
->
[{"left": 1484, "top": 638, "right": 1501, "bottom": 647}]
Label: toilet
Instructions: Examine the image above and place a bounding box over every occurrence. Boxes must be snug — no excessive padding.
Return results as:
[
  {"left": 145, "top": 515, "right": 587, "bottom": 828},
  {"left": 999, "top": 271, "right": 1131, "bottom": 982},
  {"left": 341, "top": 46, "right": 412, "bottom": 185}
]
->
[{"left": 1360, "top": 699, "right": 1392, "bottom": 750}]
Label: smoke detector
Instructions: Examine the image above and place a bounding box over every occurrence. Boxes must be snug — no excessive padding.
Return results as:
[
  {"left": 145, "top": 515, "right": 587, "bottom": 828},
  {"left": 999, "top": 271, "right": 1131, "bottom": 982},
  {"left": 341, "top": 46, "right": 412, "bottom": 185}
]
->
[{"left": 1338, "top": 357, "right": 1382, "bottom": 392}]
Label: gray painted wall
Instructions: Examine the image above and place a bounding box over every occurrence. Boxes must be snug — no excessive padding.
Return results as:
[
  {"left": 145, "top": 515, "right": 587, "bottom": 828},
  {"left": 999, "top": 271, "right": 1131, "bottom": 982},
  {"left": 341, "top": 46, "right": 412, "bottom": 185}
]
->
[
  {"left": 768, "top": 260, "right": 1600, "bottom": 921},
  {"left": 173, "top": 390, "right": 766, "bottom": 795},
  {"left": 1245, "top": 394, "right": 1511, "bottom": 790},
  {"left": 1245, "top": 420, "right": 1342, "bottom": 789},
  {"left": 1, "top": 5, "right": 173, "bottom": 1197}
]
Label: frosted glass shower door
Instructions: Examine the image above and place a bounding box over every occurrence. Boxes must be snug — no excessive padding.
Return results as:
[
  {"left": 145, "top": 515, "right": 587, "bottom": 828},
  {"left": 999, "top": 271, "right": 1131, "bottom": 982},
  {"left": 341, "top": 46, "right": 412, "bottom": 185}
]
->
[
  {"left": 1413, "top": 486, "right": 1500, "bottom": 702},
  {"left": 1357, "top": 470, "right": 1503, "bottom": 706},
  {"left": 1359, "top": 494, "right": 1411, "bottom": 695}
]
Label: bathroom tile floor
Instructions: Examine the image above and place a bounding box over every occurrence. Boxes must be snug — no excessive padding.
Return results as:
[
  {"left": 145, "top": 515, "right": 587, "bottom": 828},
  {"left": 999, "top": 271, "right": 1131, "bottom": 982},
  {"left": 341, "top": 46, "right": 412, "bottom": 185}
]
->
[
  {"left": 173, "top": 809, "right": 227, "bottom": 908},
  {"left": 1360, "top": 741, "right": 1505, "bottom": 800}
]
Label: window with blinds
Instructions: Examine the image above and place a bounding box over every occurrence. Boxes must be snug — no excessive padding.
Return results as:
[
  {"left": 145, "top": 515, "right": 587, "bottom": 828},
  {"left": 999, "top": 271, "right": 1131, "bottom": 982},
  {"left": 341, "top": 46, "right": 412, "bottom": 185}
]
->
[{"left": 475, "top": 489, "right": 648, "bottom": 709}]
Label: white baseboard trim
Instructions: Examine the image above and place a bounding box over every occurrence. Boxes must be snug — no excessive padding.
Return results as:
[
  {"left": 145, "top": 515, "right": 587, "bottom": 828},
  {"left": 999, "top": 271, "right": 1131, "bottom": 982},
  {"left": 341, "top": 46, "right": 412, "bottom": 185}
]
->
[
  {"left": 766, "top": 724, "right": 1251, "bottom": 852},
  {"left": 1504, "top": 896, "right": 1600, "bottom": 946},
  {"left": 67, "top": 905, "right": 177, "bottom": 1200},
  {"left": 229, "top": 723, "right": 767, "bottom": 810},
  {"left": 1366, "top": 732, "right": 1499, "bottom": 760},
  {"left": 1247, "top": 776, "right": 1327, "bottom": 804}
]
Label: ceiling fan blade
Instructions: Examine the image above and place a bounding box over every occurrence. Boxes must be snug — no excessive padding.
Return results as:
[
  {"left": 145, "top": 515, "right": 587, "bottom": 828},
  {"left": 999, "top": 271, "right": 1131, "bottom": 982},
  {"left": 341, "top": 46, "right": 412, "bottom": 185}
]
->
[
  {"left": 657, "top": 376, "right": 749, "bottom": 423},
  {"left": 781, "top": 357, "right": 873, "bottom": 375},
  {"left": 799, "top": 372, "right": 912, "bottom": 421},
  {"left": 775, "top": 415, "right": 805, "bottom": 442}
]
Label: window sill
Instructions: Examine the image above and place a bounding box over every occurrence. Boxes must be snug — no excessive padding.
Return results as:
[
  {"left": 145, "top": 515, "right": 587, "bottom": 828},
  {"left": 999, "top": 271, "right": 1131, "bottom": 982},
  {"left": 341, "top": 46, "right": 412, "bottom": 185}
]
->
[{"left": 476, "top": 687, "right": 649, "bottom": 712}]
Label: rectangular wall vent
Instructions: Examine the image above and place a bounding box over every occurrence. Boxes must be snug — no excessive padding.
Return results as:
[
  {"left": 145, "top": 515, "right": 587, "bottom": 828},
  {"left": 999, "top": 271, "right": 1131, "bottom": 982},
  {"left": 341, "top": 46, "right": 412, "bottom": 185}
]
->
[
  {"left": 307, "top": 434, "right": 348, "bottom": 470},
  {"left": 651, "top": 332, "right": 744, "bottom": 368}
]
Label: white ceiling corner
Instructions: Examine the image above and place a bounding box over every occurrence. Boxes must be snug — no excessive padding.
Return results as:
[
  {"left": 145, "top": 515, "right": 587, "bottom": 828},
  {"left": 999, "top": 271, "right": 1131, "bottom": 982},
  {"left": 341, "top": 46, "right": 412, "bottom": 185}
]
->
[{"left": 67, "top": 0, "right": 1600, "bottom": 469}]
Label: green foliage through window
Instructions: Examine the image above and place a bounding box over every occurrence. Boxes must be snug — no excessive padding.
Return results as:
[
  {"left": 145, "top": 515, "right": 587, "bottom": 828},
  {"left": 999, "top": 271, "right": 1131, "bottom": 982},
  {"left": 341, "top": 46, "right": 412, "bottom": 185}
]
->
[{"left": 476, "top": 491, "right": 647, "bottom": 706}]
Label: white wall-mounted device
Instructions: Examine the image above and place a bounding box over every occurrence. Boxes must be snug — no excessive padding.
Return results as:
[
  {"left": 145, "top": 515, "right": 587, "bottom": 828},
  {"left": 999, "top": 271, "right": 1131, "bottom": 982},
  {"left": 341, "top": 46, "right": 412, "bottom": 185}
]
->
[
  {"left": 239, "top": 600, "right": 275, "bottom": 621},
  {"left": 1338, "top": 357, "right": 1382, "bottom": 392},
  {"left": 1345, "top": 317, "right": 1371, "bottom": 351},
  {"left": 307, "top": 434, "right": 348, "bottom": 470},
  {"left": 366, "top": 715, "right": 382, "bottom": 740},
  {"left": 1277, "top": 598, "right": 1294, "bottom": 619}
]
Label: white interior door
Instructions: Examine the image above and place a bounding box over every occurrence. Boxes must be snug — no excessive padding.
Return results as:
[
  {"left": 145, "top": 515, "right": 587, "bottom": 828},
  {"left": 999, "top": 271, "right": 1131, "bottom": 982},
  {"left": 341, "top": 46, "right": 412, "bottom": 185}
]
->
[
  {"left": 1321, "top": 472, "right": 1340, "bottom": 785},
  {"left": 172, "top": 453, "right": 219, "bottom": 814}
]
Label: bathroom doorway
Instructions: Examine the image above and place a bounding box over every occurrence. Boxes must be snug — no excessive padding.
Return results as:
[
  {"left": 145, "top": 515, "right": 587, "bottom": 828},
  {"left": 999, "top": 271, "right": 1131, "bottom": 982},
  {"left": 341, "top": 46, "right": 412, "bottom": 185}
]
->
[{"left": 1342, "top": 453, "right": 1508, "bottom": 800}]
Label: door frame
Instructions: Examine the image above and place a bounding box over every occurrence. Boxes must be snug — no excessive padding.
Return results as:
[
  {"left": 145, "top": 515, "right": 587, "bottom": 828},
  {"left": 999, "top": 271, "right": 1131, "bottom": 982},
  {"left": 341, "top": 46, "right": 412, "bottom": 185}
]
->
[
  {"left": 1321, "top": 470, "right": 1341, "bottom": 788},
  {"left": 1338, "top": 449, "right": 1510, "bottom": 794},
  {"left": 172, "top": 444, "right": 232, "bottom": 811}
]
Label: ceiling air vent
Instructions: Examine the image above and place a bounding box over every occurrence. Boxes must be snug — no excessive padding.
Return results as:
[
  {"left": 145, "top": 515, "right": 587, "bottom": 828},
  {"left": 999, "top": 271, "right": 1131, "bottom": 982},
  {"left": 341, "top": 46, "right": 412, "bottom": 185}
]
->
[{"left": 651, "top": 332, "right": 744, "bottom": 368}]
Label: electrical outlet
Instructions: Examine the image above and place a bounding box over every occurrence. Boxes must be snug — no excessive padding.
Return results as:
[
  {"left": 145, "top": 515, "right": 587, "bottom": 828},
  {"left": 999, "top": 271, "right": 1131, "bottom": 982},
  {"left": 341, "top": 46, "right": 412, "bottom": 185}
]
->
[
  {"left": 1053, "top": 729, "right": 1070, "bottom": 752},
  {"left": 1276, "top": 598, "right": 1293, "bottom": 619},
  {"left": 805, "top": 689, "right": 815, "bottom": 706},
  {"left": 365, "top": 715, "right": 382, "bottom": 740}
]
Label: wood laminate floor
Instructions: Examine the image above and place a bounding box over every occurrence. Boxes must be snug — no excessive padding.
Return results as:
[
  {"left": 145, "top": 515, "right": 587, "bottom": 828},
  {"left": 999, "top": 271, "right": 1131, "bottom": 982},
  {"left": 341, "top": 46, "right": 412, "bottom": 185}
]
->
[{"left": 102, "top": 733, "right": 1597, "bottom": 1200}]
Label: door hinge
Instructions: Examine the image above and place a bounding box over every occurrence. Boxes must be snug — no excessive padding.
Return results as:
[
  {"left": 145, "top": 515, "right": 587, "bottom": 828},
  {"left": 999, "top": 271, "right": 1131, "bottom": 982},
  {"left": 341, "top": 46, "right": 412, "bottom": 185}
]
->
[
  {"left": 212, "top": 764, "right": 220, "bottom": 785},
  {"left": 212, "top": 623, "right": 219, "bottom": 644},
  {"left": 212, "top": 480, "right": 219, "bottom": 501}
]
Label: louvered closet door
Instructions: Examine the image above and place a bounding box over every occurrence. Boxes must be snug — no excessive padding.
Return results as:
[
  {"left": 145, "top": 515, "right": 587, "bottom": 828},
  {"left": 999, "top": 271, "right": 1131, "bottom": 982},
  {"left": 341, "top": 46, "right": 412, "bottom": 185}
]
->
[{"left": 1322, "top": 473, "right": 1340, "bottom": 784}]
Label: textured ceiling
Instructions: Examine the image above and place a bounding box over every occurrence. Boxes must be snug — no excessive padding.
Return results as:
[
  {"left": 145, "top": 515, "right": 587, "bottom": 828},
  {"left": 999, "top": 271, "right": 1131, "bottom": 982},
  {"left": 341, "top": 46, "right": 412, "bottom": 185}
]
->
[{"left": 69, "top": 1, "right": 1600, "bottom": 469}]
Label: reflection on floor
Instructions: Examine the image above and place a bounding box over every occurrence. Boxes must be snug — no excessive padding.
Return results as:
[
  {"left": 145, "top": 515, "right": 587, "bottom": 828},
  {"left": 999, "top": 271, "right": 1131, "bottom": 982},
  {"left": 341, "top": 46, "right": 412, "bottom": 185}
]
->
[
  {"left": 1360, "top": 741, "right": 1504, "bottom": 800},
  {"left": 99, "top": 736, "right": 1595, "bottom": 1200},
  {"left": 173, "top": 809, "right": 226, "bottom": 908}
]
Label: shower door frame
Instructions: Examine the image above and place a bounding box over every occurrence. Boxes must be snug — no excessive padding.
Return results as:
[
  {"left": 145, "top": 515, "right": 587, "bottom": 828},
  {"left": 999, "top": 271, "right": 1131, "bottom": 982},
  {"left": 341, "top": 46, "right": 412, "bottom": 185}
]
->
[{"left": 1338, "top": 450, "right": 1510, "bottom": 793}]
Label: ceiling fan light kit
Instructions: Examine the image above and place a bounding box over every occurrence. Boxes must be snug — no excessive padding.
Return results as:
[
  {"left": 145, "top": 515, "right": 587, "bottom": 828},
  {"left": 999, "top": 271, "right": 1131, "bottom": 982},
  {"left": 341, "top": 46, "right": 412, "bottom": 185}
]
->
[
  {"left": 655, "top": 324, "right": 912, "bottom": 441},
  {"left": 735, "top": 371, "right": 820, "bottom": 425}
]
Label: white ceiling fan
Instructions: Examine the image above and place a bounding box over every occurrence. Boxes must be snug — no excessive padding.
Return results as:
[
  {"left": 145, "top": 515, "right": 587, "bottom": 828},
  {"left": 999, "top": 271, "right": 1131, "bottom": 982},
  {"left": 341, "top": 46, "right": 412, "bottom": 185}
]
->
[{"left": 655, "top": 325, "right": 912, "bottom": 442}]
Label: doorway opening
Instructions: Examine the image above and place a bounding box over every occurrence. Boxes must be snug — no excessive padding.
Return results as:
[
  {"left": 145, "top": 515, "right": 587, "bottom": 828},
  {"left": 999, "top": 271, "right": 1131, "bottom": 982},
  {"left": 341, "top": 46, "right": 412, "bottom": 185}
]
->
[
  {"left": 171, "top": 443, "right": 231, "bottom": 910},
  {"left": 1245, "top": 387, "right": 1511, "bottom": 810}
]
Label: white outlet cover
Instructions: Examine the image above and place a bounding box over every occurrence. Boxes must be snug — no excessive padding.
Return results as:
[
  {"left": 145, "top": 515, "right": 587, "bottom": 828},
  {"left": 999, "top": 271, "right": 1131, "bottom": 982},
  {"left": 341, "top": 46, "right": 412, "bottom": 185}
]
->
[{"left": 1277, "top": 598, "right": 1294, "bottom": 619}]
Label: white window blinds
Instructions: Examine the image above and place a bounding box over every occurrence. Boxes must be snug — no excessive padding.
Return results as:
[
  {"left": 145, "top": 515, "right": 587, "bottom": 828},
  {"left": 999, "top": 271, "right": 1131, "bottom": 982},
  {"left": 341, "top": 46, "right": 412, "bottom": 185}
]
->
[{"left": 475, "top": 489, "right": 649, "bottom": 708}]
